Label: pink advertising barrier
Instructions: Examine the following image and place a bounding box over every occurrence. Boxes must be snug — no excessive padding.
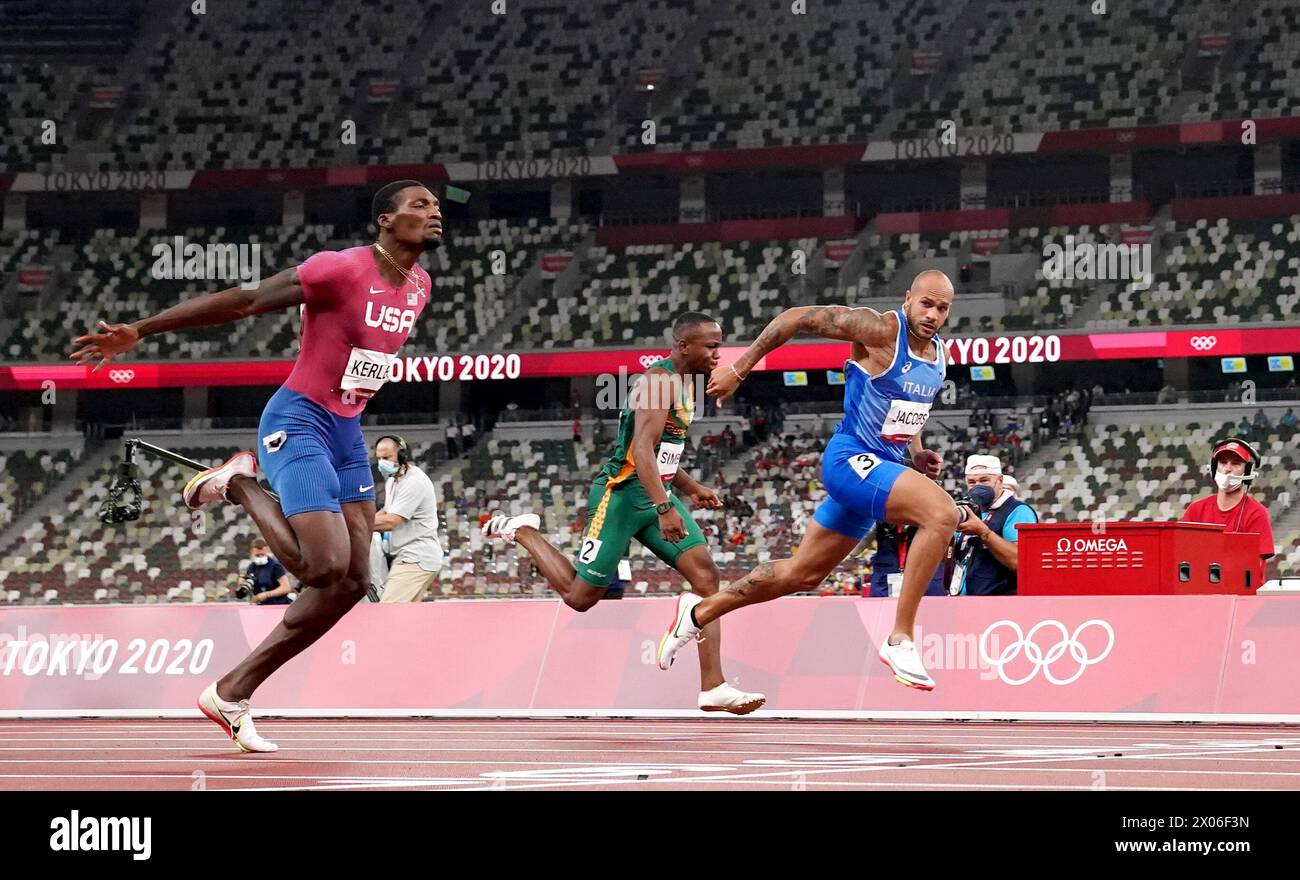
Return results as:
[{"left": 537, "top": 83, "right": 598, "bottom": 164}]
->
[{"left": 0, "top": 596, "right": 1296, "bottom": 721}]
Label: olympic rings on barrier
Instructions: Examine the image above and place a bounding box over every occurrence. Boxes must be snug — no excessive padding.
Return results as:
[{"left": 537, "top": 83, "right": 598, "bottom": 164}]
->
[{"left": 979, "top": 619, "right": 1116, "bottom": 686}]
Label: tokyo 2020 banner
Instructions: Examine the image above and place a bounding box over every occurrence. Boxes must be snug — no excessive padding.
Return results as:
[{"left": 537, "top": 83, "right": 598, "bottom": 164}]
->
[
  {"left": 0, "top": 596, "right": 1295, "bottom": 721},
  {"left": 2, "top": 327, "right": 1297, "bottom": 390}
]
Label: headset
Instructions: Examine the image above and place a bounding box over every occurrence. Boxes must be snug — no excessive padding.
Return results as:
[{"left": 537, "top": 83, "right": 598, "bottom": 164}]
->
[
  {"left": 1207, "top": 436, "right": 1261, "bottom": 485},
  {"left": 376, "top": 434, "right": 411, "bottom": 466}
]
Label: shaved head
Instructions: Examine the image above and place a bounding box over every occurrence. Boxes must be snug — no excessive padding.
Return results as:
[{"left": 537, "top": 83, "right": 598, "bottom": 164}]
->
[
  {"left": 910, "top": 269, "right": 955, "bottom": 296},
  {"left": 902, "top": 269, "right": 955, "bottom": 341}
]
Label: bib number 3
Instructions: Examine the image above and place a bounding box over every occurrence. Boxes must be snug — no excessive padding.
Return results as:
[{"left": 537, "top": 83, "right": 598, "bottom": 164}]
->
[{"left": 849, "top": 452, "right": 882, "bottom": 479}]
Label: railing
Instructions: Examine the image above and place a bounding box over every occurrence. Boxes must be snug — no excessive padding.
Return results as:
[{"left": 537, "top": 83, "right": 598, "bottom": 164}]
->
[
  {"left": 708, "top": 203, "right": 824, "bottom": 222},
  {"left": 781, "top": 401, "right": 842, "bottom": 415},
  {"left": 599, "top": 204, "right": 828, "bottom": 225},
  {"left": 495, "top": 407, "right": 576, "bottom": 423},
  {"left": 1092, "top": 391, "right": 1160, "bottom": 407},
  {"left": 100, "top": 416, "right": 183, "bottom": 432},
  {"left": 598, "top": 208, "right": 681, "bottom": 226},
  {"left": 878, "top": 193, "right": 961, "bottom": 213},
  {"left": 1185, "top": 387, "right": 1300, "bottom": 404},
  {"left": 1092, "top": 388, "right": 1300, "bottom": 406},
  {"left": 362, "top": 411, "right": 443, "bottom": 427},
  {"left": 987, "top": 184, "right": 1142, "bottom": 209},
  {"left": 1174, "top": 178, "right": 1254, "bottom": 199},
  {"left": 207, "top": 416, "right": 260, "bottom": 430}
]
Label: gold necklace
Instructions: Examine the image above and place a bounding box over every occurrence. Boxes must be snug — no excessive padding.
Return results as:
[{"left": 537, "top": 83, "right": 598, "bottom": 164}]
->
[{"left": 373, "top": 242, "right": 424, "bottom": 297}]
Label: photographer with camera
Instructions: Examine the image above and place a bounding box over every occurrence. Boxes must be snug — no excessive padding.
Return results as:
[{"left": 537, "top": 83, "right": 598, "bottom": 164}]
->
[
  {"left": 951, "top": 455, "right": 1037, "bottom": 596},
  {"left": 866, "top": 522, "right": 949, "bottom": 597},
  {"left": 234, "top": 537, "right": 294, "bottom": 605}
]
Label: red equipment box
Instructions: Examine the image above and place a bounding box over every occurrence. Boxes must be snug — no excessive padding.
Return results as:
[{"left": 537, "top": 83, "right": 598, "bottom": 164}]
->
[{"left": 1016, "top": 522, "right": 1261, "bottom": 595}]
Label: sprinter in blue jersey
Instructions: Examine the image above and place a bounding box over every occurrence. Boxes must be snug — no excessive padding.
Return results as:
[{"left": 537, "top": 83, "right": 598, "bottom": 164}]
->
[{"left": 656, "top": 270, "right": 964, "bottom": 691}]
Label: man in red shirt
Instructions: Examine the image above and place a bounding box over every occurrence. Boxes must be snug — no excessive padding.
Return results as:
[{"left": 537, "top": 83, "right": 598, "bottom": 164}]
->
[{"left": 1180, "top": 437, "right": 1275, "bottom": 587}]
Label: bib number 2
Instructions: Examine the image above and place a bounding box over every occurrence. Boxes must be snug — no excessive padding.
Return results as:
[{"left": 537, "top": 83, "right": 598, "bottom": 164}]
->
[
  {"left": 579, "top": 536, "right": 603, "bottom": 564},
  {"left": 849, "top": 452, "right": 882, "bottom": 479}
]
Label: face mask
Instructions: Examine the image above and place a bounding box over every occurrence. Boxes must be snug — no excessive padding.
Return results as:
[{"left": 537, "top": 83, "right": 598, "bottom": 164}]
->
[
  {"left": 377, "top": 459, "right": 399, "bottom": 478},
  {"left": 1214, "top": 471, "right": 1244, "bottom": 491},
  {"left": 968, "top": 485, "right": 997, "bottom": 509},
  {"left": 251, "top": 555, "right": 269, "bottom": 566}
]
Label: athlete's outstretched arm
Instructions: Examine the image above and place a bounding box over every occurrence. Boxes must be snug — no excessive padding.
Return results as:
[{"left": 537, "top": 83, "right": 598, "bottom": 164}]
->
[
  {"left": 69, "top": 266, "right": 306, "bottom": 371},
  {"left": 707, "top": 305, "right": 894, "bottom": 404}
]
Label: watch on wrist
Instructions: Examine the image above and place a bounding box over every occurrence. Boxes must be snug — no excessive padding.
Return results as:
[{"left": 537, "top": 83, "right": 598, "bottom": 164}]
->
[{"left": 656, "top": 501, "right": 673, "bottom": 515}]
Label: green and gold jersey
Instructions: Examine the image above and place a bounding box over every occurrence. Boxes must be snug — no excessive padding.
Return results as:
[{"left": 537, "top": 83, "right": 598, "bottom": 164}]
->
[{"left": 596, "top": 358, "right": 695, "bottom": 498}]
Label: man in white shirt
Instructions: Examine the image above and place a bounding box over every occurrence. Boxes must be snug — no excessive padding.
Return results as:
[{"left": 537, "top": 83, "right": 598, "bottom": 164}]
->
[{"left": 372, "top": 434, "right": 444, "bottom": 602}]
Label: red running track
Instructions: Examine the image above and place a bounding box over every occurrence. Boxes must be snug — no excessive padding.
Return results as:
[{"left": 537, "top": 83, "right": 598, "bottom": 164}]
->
[{"left": 1, "top": 719, "right": 1298, "bottom": 791}]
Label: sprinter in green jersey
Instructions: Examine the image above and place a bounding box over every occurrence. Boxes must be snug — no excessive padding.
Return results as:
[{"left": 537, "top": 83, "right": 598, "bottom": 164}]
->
[{"left": 482, "top": 312, "right": 764, "bottom": 714}]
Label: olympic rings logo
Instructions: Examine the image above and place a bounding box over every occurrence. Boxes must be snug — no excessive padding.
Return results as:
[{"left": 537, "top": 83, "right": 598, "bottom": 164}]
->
[
  {"left": 638, "top": 354, "right": 666, "bottom": 368},
  {"left": 108, "top": 369, "right": 136, "bottom": 384},
  {"left": 1189, "top": 335, "right": 1218, "bottom": 352},
  {"left": 979, "top": 619, "right": 1115, "bottom": 686}
]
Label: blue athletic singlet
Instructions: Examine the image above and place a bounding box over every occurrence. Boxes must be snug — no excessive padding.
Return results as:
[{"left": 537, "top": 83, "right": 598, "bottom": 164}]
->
[{"left": 813, "top": 309, "right": 948, "bottom": 540}]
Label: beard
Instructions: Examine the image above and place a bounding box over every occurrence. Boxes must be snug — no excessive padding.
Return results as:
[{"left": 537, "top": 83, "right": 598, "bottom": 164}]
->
[
  {"left": 420, "top": 235, "right": 443, "bottom": 251},
  {"left": 903, "top": 311, "right": 925, "bottom": 337}
]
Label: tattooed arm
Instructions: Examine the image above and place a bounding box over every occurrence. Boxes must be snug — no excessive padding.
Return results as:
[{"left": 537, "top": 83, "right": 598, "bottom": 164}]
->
[{"left": 707, "top": 306, "right": 895, "bottom": 404}]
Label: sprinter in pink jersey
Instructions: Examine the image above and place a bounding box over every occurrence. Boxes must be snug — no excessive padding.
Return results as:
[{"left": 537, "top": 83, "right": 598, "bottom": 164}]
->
[{"left": 70, "top": 181, "right": 441, "bottom": 752}]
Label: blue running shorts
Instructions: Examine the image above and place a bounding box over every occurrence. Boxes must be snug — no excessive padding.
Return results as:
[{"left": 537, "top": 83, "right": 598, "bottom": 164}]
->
[
  {"left": 256, "top": 385, "right": 375, "bottom": 518},
  {"left": 813, "top": 432, "right": 910, "bottom": 541}
]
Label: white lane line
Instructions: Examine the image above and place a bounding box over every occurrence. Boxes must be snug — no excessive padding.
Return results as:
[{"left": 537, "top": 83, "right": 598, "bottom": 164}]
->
[
  {"left": 4, "top": 729, "right": 1289, "bottom": 749},
  {"left": 0, "top": 774, "right": 483, "bottom": 784},
  {"left": 538, "top": 780, "right": 1275, "bottom": 792},
  {"left": 447, "top": 744, "right": 1295, "bottom": 792},
  {"left": 6, "top": 752, "right": 1300, "bottom": 766},
  {"left": 2, "top": 730, "right": 1282, "bottom": 745},
  {"left": 0, "top": 752, "right": 952, "bottom": 764},
  {"left": 5, "top": 743, "right": 1294, "bottom": 753},
  {"left": 5, "top": 721, "right": 1284, "bottom": 737},
  {"left": 2, "top": 749, "right": 1291, "bottom": 791},
  {"left": 894, "top": 766, "right": 1300, "bottom": 777},
  {"left": 8, "top": 775, "right": 1263, "bottom": 792},
  {"left": 0, "top": 754, "right": 960, "bottom": 765},
  {"left": 0, "top": 736, "right": 1193, "bottom": 749}
]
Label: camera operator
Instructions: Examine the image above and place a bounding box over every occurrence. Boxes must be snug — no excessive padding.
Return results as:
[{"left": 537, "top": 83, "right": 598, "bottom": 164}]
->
[
  {"left": 951, "top": 455, "right": 1037, "bottom": 596},
  {"left": 234, "top": 537, "right": 293, "bottom": 605},
  {"left": 372, "top": 434, "right": 444, "bottom": 603},
  {"left": 866, "top": 522, "right": 949, "bottom": 597}
]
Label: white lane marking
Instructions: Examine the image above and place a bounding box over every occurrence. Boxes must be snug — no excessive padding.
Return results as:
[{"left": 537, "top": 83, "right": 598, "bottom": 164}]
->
[
  {"left": 446, "top": 744, "right": 1299, "bottom": 792},
  {"left": 0, "top": 729, "right": 1277, "bottom": 745},
  {"left": 1, "top": 721, "right": 1273, "bottom": 736}
]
